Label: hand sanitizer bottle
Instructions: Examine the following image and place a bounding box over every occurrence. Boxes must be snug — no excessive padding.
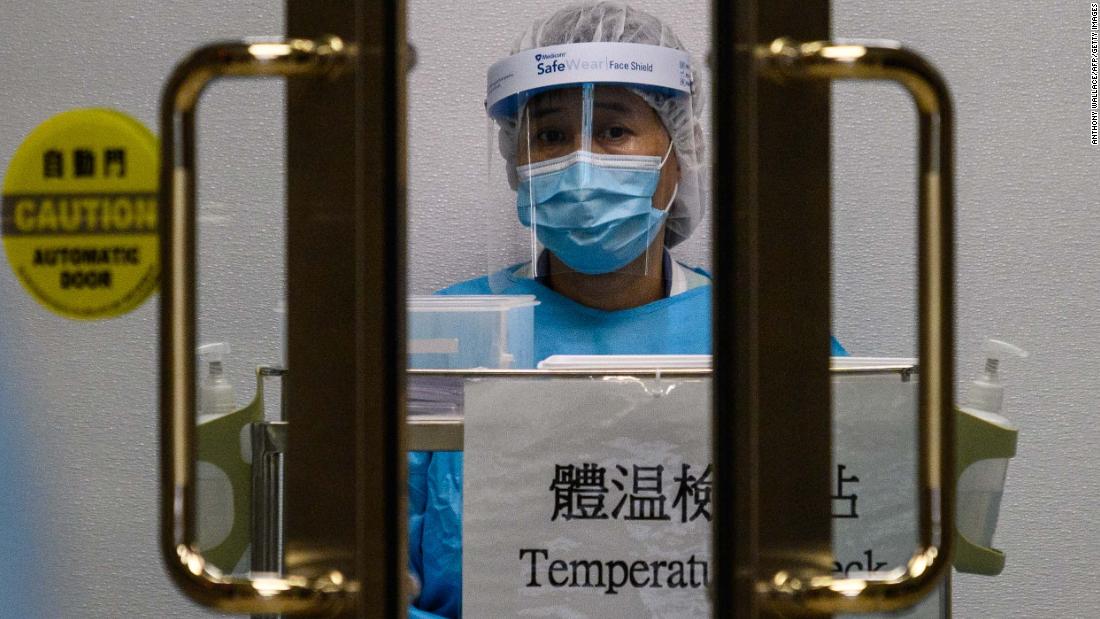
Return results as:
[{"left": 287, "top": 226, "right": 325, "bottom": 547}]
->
[
  {"left": 956, "top": 338, "right": 1027, "bottom": 549},
  {"left": 195, "top": 341, "right": 239, "bottom": 559},
  {"left": 197, "top": 342, "right": 237, "bottom": 421}
]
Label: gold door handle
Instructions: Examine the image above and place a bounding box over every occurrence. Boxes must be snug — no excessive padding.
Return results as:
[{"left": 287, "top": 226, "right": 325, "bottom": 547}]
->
[
  {"left": 158, "top": 37, "right": 357, "bottom": 614},
  {"left": 755, "top": 39, "right": 955, "bottom": 614}
]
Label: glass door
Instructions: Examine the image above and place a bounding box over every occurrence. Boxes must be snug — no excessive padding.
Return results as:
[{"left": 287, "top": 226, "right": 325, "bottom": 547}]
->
[
  {"left": 830, "top": 2, "right": 1100, "bottom": 618},
  {"left": 158, "top": 1, "right": 409, "bottom": 616},
  {"left": 405, "top": 2, "right": 717, "bottom": 618},
  {"left": 3, "top": 0, "right": 1012, "bottom": 617},
  {"left": 0, "top": 1, "right": 409, "bottom": 617},
  {"left": 406, "top": 1, "right": 949, "bottom": 618},
  {"left": 0, "top": 2, "right": 293, "bottom": 617}
]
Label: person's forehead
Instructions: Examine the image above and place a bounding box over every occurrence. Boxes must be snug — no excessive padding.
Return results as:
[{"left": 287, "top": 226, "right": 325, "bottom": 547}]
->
[{"left": 527, "top": 86, "right": 651, "bottom": 113}]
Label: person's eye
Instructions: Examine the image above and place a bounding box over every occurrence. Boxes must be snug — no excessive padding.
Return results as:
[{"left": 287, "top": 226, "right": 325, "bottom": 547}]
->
[
  {"left": 536, "top": 129, "right": 567, "bottom": 144},
  {"left": 599, "top": 126, "right": 631, "bottom": 141}
]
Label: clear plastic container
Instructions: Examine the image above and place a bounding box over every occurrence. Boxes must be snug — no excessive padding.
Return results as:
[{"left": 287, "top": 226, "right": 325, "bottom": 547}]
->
[{"left": 408, "top": 295, "right": 539, "bottom": 370}]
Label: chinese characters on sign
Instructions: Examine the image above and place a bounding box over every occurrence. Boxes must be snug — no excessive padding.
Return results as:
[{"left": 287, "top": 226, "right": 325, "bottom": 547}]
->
[
  {"left": 832, "top": 463, "right": 860, "bottom": 519},
  {"left": 547, "top": 461, "right": 885, "bottom": 577},
  {"left": 550, "top": 462, "right": 712, "bottom": 524},
  {"left": 830, "top": 463, "right": 888, "bottom": 575},
  {"left": 43, "top": 147, "right": 127, "bottom": 179}
]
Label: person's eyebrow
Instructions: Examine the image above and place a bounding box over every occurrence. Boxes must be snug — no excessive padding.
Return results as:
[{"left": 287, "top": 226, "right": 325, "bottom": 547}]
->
[
  {"left": 526, "top": 98, "right": 640, "bottom": 120},
  {"left": 594, "top": 100, "right": 643, "bottom": 117},
  {"left": 527, "top": 105, "right": 564, "bottom": 120}
]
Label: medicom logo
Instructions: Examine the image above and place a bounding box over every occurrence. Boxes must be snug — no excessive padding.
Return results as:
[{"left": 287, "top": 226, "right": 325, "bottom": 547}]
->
[{"left": 534, "top": 51, "right": 570, "bottom": 76}]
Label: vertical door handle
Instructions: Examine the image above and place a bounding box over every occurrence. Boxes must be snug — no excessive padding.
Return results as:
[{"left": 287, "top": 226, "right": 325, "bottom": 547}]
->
[
  {"left": 755, "top": 39, "right": 955, "bottom": 613},
  {"left": 158, "top": 37, "right": 358, "bottom": 614}
]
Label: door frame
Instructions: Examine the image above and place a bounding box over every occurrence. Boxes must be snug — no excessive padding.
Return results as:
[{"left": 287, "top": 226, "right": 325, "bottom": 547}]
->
[
  {"left": 712, "top": 2, "right": 835, "bottom": 617},
  {"left": 284, "top": 2, "right": 409, "bottom": 617}
]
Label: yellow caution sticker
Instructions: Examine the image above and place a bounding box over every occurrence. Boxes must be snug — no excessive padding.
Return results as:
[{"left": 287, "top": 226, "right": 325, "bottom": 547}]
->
[{"left": 2, "top": 109, "right": 158, "bottom": 319}]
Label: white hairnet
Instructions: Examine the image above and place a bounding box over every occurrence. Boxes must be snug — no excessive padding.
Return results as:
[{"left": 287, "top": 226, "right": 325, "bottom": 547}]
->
[{"left": 497, "top": 1, "right": 706, "bottom": 247}]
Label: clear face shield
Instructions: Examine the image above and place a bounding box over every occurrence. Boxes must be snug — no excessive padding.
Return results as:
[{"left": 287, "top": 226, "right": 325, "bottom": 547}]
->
[{"left": 484, "top": 42, "right": 701, "bottom": 293}]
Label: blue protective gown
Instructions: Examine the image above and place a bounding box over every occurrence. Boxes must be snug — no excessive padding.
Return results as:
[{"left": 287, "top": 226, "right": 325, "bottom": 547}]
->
[{"left": 407, "top": 264, "right": 846, "bottom": 618}]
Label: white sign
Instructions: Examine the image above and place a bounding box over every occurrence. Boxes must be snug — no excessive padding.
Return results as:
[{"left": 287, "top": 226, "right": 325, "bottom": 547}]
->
[
  {"left": 463, "top": 363, "right": 936, "bottom": 617},
  {"left": 831, "top": 372, "right": 920, "bottom": 578}
]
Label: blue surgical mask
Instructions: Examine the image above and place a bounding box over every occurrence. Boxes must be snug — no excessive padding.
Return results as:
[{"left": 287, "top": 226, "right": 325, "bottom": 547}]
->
[{"left": 515, "top": 144, "right": 676, "bottom": 275}]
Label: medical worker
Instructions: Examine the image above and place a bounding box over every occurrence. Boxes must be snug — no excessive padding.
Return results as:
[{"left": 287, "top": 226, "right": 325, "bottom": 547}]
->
[{"left": 408, "top": 3, "right": 844, "bottom": 617}]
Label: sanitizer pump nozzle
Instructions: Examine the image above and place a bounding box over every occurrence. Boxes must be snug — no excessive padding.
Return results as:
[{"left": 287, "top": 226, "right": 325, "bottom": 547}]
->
[
  {"left": 956, "top": 338, "right": 1027, "bottom": 552},
  {"left": 197, "top": 342, "right": 237, "bottom": 420},
  {"left": 967, "top": 339, "right": 1029, "bottom": 421}
]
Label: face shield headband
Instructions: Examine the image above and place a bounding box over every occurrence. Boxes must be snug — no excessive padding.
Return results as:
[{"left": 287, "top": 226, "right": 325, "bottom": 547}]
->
[{"left": 486, "top": 42, "right": 694, "bottom": 122}]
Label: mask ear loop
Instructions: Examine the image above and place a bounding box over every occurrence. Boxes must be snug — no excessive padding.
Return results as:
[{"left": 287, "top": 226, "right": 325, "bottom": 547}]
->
[
  {"left": 664, "top": 182, "right": 680, "bottom": 210},
  {"left": 645, "top": 139, "right": 677, "bottom": 279},
  {"left": 659, "top": 138, "right": 675, "bottom": 168},
  {"left": 662, "top": 138, "right": 679, "bottom": 210}
]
